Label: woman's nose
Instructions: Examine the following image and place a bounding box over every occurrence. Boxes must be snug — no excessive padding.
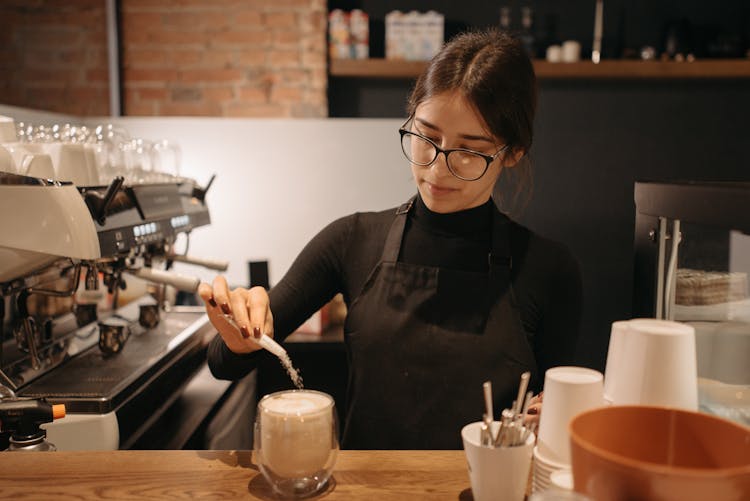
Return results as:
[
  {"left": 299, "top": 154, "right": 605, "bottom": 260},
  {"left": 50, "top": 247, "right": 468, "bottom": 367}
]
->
[{"left": 429, "top": 150, "right": 452, "bottom": 177}]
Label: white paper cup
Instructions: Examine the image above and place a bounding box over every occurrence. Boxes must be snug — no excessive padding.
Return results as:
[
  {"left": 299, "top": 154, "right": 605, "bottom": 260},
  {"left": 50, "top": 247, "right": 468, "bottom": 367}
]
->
[
  {"left": 461, "top": 421, "right": 534, "bottom": 501},
  {"left": 603, "top": 321, "right": 629, "bottom": 403},
  {"left": 550, "top": 468, "right": 574, "bottom": 490},
  {"left": 537, "top": 366, "right": 604, "bottom": 465},
  {"left": 610, "top": 319, "right": 698, "bottom": 410}
]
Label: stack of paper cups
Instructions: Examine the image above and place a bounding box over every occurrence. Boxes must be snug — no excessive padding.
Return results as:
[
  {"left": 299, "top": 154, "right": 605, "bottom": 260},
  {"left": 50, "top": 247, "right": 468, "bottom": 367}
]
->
[
  {"left": 534, "top": 366, "right": 604, "bottom": 492},
  {"left": 537, "top": 366, "right": 604, "bottom": 465},
  {"left": 604, "top": 318, "right": 698, "bottom": 410}
]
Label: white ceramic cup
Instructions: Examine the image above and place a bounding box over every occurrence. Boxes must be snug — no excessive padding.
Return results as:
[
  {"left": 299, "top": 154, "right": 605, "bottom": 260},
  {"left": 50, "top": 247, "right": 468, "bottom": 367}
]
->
[
  {"left": 562, "top": 40, "right": 582, "bottom": 62},
  {"left": 44, "top": 142, "right": 92, "bottom": 186},
  {"left": 254, "top": 390, "right": 338, "bottom": 498},
  {"left": 21, "top": 153, "right": 55, "bottom": 179},
  {"left": 610, "top": 318, "right": 698, "bottom": 410},
  {"left": 0, "top": 116, "right": 17, "bottom": 143},
  {"left": 83, "top": 144, "right": 101, "bottom": 186},
  {"left": 461, "top": 421, "right": 535, "bottom": 501},
  {"left": 0, "top": 145, "right": 16, "bottom": 174},
  {"left": 537, "top": 366, "right": 604, "bottom": 465},
  {"left": 546, "top": 45, "right": 562, "bottom": 63}
]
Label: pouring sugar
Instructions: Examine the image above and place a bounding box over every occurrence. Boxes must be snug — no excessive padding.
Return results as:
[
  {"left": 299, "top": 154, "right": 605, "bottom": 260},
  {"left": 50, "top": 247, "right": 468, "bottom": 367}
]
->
[
  {"left": 221, "top": 314, "right": 304, "bottom": 389},
  {"left": 259, "top": 334, "right": 304, "bottom": 389}
]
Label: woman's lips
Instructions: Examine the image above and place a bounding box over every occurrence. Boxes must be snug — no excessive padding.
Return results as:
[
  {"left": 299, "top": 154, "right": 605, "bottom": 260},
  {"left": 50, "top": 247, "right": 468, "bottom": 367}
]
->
[{"left": 424, "top": 181, "right": 456, "bottom": 196}]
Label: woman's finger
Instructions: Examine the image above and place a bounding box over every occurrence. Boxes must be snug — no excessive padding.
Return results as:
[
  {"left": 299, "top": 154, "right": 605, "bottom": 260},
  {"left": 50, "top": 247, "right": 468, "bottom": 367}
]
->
[
  {"left": 212, "top": 275, "right": 232, "bottom": 315},
  {"left": 246, "top": 286, "right": 271, "bottom": 338},
  {"left": 524, "top": 402, "right": 542, "bottom": 426},
  {"left": 197, "top": 282, "right": 216, "bottom": 307},
  {"left": 229, "top": 288, "right": 252, "bottom": 339}
]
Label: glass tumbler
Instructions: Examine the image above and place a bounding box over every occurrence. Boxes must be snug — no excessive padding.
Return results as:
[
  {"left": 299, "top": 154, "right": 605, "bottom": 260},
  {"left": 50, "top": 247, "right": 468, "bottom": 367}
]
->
[{"left": 254, "top": 390, "right": 338, "bottom": 498}]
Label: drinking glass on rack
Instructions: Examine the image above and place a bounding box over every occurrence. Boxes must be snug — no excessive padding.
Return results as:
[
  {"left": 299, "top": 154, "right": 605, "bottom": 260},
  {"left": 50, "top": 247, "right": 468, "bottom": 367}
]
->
[
  {"left": 152, "top": 139, "right": 181, "bottom": 181},
  {"left": 95, "top": 124, "right": 131, "bottom": 184}
]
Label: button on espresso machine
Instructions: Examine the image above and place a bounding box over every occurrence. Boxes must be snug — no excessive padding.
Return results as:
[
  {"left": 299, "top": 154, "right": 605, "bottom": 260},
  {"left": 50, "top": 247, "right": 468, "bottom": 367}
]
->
[{"left": 0, "top": 165, "right": 227, "bottom": 450}]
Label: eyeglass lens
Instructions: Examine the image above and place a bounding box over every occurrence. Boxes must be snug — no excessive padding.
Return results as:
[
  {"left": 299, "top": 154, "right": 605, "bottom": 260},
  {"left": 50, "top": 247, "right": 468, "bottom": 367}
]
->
[{"left": 401, "top": 132, "right": 488, "bottom": 181}]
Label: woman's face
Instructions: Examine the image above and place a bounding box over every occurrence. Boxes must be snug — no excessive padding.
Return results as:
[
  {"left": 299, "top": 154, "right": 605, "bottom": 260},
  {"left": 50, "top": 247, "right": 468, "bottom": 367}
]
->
[{"left": 409, "top": 91, "right": 517, "bottom": 214}]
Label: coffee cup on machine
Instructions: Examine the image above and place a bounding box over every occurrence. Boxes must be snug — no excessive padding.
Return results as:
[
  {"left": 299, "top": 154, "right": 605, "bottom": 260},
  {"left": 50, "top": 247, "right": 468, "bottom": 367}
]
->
[
  {"left": 98, "top": 318, "right": 131, "bottom": 355},
  {"left": 138, "top": 303, "right": 160, "bottom": 329},
  {"left": 74, "top": 303, "right": 98, "bottom": 327}
]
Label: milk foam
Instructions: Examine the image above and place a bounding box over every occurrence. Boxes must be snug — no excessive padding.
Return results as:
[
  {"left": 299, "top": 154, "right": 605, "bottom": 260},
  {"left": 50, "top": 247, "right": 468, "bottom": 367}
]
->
[{"left": 262, "top": 391, "right": 331, "bottom": 415}]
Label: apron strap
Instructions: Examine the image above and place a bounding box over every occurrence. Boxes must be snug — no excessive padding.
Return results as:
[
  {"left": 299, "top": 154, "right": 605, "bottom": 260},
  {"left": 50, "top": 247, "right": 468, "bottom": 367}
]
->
[{"left": 381, "top": 196, "right": 415, "bottom": 262}]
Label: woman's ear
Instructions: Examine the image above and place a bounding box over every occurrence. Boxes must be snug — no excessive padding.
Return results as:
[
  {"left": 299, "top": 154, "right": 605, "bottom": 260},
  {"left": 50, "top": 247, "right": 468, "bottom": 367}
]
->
[{"left": 501, "top": 147, "right": 526, "bottom": 168}]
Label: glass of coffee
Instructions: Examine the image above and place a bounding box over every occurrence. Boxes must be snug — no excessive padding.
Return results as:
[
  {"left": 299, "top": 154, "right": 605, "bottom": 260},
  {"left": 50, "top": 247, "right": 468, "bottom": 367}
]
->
[{"left": 254, "top": 390, "right": 338, "bottom": 498}]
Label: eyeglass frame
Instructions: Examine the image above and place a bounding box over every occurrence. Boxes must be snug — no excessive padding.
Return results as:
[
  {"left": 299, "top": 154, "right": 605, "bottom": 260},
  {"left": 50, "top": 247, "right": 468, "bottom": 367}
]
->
[{"left": 398, "top": 116, "right": 510, "bottom": 181}]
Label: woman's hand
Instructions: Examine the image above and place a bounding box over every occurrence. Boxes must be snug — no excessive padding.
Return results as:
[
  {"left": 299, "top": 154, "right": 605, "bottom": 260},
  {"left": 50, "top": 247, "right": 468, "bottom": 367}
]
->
[
  {"left": 198, "top": 275, "right": 274, "bottom": 354},
  {"left": 523, "top": 392, "right": 543, "bottom": 427}
]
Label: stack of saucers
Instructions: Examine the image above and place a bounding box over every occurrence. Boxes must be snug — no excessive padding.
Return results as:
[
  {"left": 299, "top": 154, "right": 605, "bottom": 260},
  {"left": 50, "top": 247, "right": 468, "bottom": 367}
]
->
[{"left": 532, "top": 445, "right": 569, "bottom": 493}]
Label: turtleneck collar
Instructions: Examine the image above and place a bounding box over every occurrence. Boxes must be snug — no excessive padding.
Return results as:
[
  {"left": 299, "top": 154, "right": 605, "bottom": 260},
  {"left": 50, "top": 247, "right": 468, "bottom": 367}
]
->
[{"left": 412, "top": 193, "right": 494, "bottom": 236}]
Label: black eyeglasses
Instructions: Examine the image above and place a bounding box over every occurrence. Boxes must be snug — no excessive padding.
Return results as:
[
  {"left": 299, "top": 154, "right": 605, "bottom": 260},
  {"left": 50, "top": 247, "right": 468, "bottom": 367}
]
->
[{"left": 398, "top": 116, "right": 509, "bottom": 181}]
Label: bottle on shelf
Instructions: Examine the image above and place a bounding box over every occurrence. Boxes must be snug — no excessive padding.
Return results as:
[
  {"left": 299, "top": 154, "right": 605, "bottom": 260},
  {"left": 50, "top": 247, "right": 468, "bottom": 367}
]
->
[
  {"left": 519, "top": 5, "right": 536, "bottom": 57},
  {"left": 499, "top": 6, "right": 512, "bottom": 33}
]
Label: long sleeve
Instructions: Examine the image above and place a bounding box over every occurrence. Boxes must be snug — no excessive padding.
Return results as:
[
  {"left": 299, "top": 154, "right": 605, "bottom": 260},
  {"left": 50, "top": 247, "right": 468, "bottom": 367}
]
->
[
  {"left": 206, "top": 212, "right": 379, "bottom": 381},
  {"left": 510, "top": 228, "right": 583, "bottom": 392}
]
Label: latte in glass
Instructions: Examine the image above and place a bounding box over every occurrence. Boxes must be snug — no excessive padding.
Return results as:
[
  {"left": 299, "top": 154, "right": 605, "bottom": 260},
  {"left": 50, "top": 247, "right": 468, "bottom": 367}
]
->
[{"left": 255, "top": 390, "right": 338, "bottom": 497}]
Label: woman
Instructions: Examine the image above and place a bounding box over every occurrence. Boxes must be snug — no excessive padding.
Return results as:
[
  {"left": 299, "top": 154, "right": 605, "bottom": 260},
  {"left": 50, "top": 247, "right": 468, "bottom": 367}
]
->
[{"left": 200, "top": 29, "right": 582, "bottom": 449}]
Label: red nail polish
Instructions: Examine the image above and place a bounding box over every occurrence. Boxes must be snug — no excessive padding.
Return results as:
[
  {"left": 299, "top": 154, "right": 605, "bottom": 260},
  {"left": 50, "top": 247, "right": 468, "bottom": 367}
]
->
[
  {"left": 220, "top": 303, "right": 231, "bottom": 315},
  {"left": 253, "top": 327, "right": 261, "bottom": 339},
  {"left": 240, "top": 326, "right": 251, "bottom": 339},
  {"left": 208, "top": 296, "right": 217, "bottom": 307}
]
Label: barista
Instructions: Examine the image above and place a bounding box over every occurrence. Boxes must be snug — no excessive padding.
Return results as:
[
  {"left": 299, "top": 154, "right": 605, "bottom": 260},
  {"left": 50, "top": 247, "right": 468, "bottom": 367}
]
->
[{"left": 200, "top": 29, "right": 582, "bottom": 449}]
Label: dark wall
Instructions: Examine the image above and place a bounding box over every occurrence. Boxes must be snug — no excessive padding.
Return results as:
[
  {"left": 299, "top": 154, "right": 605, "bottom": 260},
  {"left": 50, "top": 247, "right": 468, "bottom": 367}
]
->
[
  {"left": 332, "top": 77, "right": 750, "bottom": 372},
  {"left": 326, "top": 0, "right": 750, "bottom": 370},
  {"left": 525, "top": 80, "right": 750, "bottom": 370}
]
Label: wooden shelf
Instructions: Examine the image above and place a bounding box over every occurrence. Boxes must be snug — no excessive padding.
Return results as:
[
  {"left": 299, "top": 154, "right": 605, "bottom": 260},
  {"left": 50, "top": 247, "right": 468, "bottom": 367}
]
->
[{"left": 329, "top": 58, "right": 750, "bottom": 80}]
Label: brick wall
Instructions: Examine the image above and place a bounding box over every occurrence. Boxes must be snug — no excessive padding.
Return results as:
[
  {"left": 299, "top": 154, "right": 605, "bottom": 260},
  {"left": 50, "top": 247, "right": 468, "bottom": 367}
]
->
[
  {"left": 0, "top": 0, "right": 328, "bottom": 118},
  {"left": 0, "top": 0, "right": 110, "bottom": 116},
  {"left": 122, "top": 0, "right": 327, "bottom": 117}
]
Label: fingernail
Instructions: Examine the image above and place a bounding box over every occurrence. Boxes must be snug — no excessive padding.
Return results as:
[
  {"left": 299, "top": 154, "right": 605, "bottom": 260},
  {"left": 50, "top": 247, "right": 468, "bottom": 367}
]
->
[
  {"left": 240, "top": 326, "right": 251, "bottom": 339},
  {"left": 253, "top": 327, "right": 261, "bottom": 339},
  {"left": 220, "top": 303, "right": 231, "bottom": 315},
  {"left": 208, "top": 296, "right": 217, "bottom": 308}
]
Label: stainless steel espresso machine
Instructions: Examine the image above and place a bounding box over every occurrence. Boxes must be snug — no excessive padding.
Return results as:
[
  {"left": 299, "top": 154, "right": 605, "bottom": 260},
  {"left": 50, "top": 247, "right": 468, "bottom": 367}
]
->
[{"left": 0, "top": 168, "right": 225, "bottom": 450}]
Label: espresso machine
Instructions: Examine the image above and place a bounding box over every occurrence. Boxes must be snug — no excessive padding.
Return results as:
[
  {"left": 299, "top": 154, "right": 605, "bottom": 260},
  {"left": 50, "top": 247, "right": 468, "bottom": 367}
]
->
[{"left": 0, "top": 132, "right": 226, "bottom": 450}]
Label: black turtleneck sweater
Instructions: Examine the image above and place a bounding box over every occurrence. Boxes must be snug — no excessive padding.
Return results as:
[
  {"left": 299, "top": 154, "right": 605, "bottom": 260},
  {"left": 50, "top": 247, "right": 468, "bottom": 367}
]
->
[{"left": 207, "top": 194, "right": 582, "bottom": 394}]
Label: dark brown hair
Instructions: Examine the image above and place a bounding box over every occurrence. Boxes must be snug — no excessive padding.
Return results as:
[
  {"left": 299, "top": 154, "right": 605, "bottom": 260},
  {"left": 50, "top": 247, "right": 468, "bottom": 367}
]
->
[
  {"left": 408, "top": 29, "right": 536, "bottom": 153},
  {"left": 407, "top": 29, "right": 537, "bottom": 210}
]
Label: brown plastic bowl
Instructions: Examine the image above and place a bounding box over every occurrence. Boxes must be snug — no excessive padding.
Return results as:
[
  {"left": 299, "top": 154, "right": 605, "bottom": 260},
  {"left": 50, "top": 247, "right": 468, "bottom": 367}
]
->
[{"left": 569, "top": 405, "right": 750, "bottom": 501}]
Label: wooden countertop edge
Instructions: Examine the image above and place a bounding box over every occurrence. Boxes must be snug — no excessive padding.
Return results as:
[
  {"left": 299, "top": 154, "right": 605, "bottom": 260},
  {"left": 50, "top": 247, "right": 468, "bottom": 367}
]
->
[{"left": 0, "top": 450, "right": 471, "bottom": 500}]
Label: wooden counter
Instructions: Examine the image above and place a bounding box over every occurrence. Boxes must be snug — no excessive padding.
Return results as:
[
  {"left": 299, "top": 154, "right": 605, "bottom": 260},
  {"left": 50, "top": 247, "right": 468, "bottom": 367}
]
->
[{"left": 0, "top": 450, "right": 472, "bottom": 500}]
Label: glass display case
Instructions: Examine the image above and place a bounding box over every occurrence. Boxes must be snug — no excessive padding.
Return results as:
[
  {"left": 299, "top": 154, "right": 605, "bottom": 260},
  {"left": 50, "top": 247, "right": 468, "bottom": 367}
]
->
[{"left": 633, "top": 181, "right": 750, "bottom": 426}]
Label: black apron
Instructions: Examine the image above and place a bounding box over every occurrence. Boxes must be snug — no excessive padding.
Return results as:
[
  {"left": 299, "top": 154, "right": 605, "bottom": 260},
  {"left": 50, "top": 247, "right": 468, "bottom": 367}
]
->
[{"left": 342, "top": 197, "right": 538, "bottom": 449}]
